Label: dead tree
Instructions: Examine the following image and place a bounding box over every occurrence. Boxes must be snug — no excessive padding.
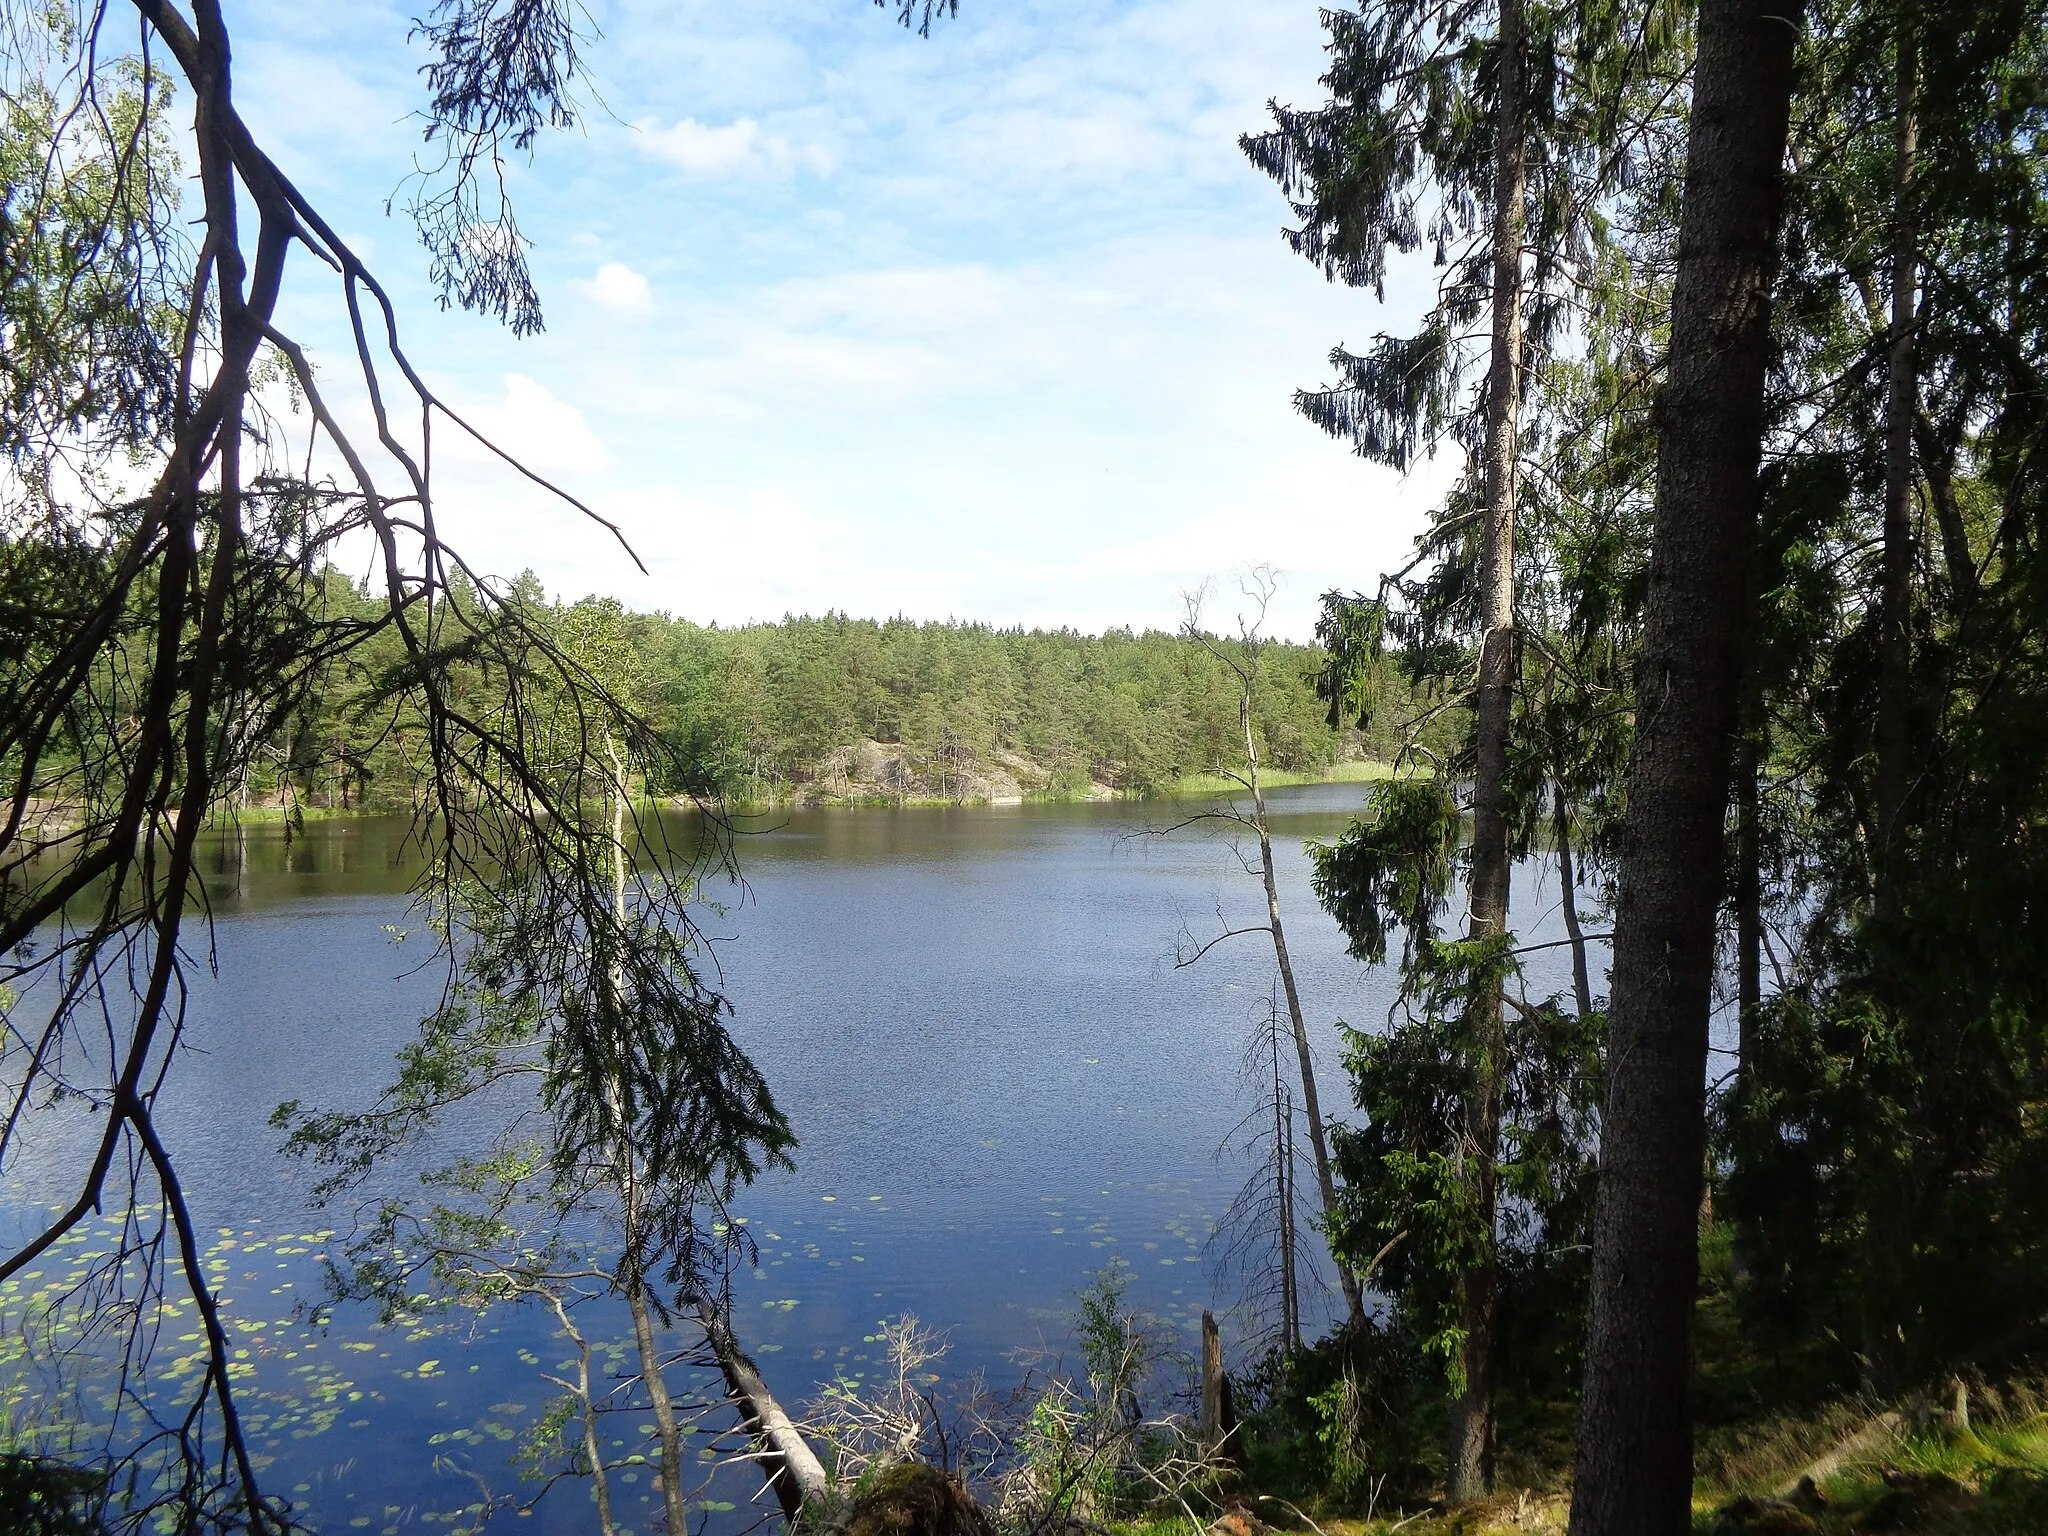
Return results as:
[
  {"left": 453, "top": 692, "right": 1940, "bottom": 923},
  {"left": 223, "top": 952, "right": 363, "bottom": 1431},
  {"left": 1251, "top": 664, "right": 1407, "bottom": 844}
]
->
[{"left": 1162, "top": 569, "right": 1369, "bottom": 1331}]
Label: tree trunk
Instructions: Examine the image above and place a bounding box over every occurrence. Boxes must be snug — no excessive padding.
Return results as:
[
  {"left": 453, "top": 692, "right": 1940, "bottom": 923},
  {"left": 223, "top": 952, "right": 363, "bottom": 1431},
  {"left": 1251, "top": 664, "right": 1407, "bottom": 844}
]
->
[
  {"left": 1876, "top": 6, "right": 1919, "bottom": 890},
  {"left": 1450, "top": 0, "right": 1527, "bottom": 1500},
  {"left": 1200, "top": 1310, "right": 1243, "bottom": 1466},
  {"left": 1915, "top": 414, "right": 1974, "bottom": 599},
  {"left": 624, "top": 1258, "right": 692, "bottom": 1536},
  {"left": 1730, "top": 727, "right": 1763, "bottom": 1288},
  {"left": 1736, "top": 733, "right": 1762, "bottom": 1052},
  {"left": 1244, "top": 687, "right": 1369, "bottom": 1331},
  {"left": 1944, "top": 1376, "right": 1971, "bottom": 1435},
  {"left": 1566, "top": 3, "right": 1800, "bottom": 1531},
  {"left": 548, "top": 1292, "right": 621, "bottom": 1536},
  {"left": 605, "top": 747, "right": 691, "bottom": 1536},
  {"left": 1273, "top": 1024, "right": 1303, "bottom": 1352},
  {"left": 1554, "top": 786, "right": 1594, "bottom": 1022},
  {"left": 700, "top": 1302, "right": 831, "bottom": 1520}
]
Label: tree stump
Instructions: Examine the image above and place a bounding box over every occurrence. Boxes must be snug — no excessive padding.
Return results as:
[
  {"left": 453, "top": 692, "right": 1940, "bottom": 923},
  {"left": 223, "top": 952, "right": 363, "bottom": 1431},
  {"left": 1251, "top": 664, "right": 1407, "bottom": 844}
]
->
[{"left": 846, "top": 1465, "right": 992, "bottom": 1536}]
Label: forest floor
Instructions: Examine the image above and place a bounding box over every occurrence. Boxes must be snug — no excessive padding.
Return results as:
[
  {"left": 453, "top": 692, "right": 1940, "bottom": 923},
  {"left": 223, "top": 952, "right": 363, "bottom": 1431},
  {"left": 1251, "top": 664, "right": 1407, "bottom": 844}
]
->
[
  {"left": 1149, "top": 1227, "right": 2048, "bottom": 1536},
  {"left": 1202, "top": 1404, "right": 2048, "bottom": 1536}
]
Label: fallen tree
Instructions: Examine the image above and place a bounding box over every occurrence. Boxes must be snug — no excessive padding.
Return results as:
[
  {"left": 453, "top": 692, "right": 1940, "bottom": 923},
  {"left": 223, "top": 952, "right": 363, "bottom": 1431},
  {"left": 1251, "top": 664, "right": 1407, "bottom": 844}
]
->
[{"left": 699, "top": 1302, "right": 831, "bottom": 1520}]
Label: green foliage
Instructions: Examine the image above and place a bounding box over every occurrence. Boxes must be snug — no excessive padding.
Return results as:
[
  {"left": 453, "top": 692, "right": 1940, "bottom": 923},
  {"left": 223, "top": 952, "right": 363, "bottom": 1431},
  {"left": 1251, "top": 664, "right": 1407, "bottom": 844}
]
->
[
  {"left": 1075, "top": 1263, "right": 1141, "bottom": 1404},
  {"left": 1002, "top": 1263, "right": 1192, "bottom": 1527},
  {"left": 1309, "top": 777, "right": 1462, "bottom": 966},
  {"left": 1326, "top": 939, "right": 1601, "bottom": 1391},
  {"left": 639, "top": 610, "right": 1386, "bottom": 800},
  {"left": 1241, "top": 0, "right": 1677, "bottom": 470},
  {"left": 0, "top": 41, "right": 184, "bottom": 483},
  {"left": 1308, "top": 1371, "right": 1381, "bottom": 1503},
  {"left": 1245, "top": 0, "right": 1668, "bottom": 1488},
  {"left": 1233, "top": 1327, "right": 1442, "bottom": 1506},
  {"left": 1308, "top": 779, "right": 1603, "bottom": 1450},
  {"left": 275, "top": 867, "right": 793, "bottom": 1316},
  {"left": 1713, "top": 0, "right": 2048, "bottom": 1397},
  {"left": 1314, "top": 591, "right": 1390, "bottom": 732},
  {"left": 0, "top": 1455, "right": 108, "bottom": 1536},
  {"left": 1698, "top": 1389, "right": 2048, "bottom": 1536},
  {"left": 193, "top": 587, "right": 1399, "bottom": 813},
  {"left": 1725, "top": 984, "right": 2048, "bottom": 1388},
  {"left": 1264, "top": 0, "right": 2048, "bottom": 1507},
  {"left": 268, "top": 639, "right": 795, "bottom": 1521}
]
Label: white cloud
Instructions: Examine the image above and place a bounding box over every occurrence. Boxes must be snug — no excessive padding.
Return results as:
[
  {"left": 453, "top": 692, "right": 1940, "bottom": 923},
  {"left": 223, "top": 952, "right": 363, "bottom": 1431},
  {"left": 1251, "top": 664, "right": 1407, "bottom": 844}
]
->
[
  {"left": 574, "top": 262, "right": 654, "bottom": 315},
  {"left": 631, "top": 115, "right": 832, "bottom": 178},
  {"left": 452, "top": 374, "right": 611, "bottom": 477},
  {"left": 232, "top": 0, "right": 1447, "bottom": 637}
]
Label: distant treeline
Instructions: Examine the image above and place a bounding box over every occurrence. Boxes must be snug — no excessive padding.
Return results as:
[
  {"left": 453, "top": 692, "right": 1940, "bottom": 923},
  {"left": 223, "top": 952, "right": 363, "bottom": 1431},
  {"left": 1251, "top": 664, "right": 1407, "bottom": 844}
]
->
[{"left": 267, "top": 573, "right": 1424, "bottom": 810}]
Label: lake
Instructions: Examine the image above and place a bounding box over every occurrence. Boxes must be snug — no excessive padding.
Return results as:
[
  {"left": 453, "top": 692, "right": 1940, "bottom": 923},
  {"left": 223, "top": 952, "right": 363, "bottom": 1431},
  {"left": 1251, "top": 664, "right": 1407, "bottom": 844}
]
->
[{"left": 1, "top": 786, "right": 1592, "bottom": 1533}]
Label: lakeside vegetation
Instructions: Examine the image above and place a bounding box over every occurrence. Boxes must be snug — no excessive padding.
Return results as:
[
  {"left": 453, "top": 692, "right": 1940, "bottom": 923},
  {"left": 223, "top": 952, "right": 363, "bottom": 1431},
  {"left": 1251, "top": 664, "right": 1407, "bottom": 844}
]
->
[
  {"left": 6, "top": 0, "right": 2048, "bottom": 1531},
  {"left": 251, "top": 577, "right": 1429, "bottom": 813}
]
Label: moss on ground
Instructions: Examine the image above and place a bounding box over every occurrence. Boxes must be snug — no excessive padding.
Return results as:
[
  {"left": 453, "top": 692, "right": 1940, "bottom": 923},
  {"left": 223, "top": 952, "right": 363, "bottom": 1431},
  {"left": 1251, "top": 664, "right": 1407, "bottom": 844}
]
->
[
  {"left": 1697, "top": 1408, "right": 2048, "bottom": 1535},
  {"left": 1103, "top": 1386, "right": 2048, "bottom": 1536}
]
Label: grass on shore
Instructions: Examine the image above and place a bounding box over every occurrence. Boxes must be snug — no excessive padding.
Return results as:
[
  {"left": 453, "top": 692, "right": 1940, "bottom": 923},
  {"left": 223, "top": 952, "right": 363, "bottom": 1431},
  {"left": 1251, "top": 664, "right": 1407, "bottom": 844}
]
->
[
  {"left": 1153, "top": 760, "right": 1399, "bottom": 798},
  {"left": 202, "top": 802, "right": 385, "bottom": 826},
  {"left": 1686, "top": 1396, "right": 2048, "bottom": 1535},
  {"left": 193, "top": 762, "right": 1403, "bottom": 823},
  {"left": 1112, "top": 1396, "right": 2048, "bottom": 1536}
]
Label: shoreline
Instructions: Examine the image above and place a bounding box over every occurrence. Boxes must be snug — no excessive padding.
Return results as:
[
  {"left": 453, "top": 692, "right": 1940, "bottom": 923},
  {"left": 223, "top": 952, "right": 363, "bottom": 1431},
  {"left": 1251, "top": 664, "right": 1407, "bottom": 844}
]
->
[
  {"left": 693, "top": 758, "right": 1398, "bottom": 811},
  {"left": 186, "top": 761, "right": 1400, "bottom": 827}
]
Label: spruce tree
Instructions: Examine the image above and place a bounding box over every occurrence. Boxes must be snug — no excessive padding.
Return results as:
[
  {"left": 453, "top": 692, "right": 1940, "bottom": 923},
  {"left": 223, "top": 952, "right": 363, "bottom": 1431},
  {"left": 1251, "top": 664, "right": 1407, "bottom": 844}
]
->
[
  {"left": 1567, "top": 0, "right": 1801, "bottom": 1527},
  {"left": 1245, "top": 0, "right": 1652, "bottom": 1496}
]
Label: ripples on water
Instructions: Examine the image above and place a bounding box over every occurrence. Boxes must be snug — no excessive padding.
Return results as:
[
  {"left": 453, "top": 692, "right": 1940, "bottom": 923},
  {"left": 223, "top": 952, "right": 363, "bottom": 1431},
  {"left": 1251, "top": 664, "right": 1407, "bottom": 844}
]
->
[{"left": 2, "top": 788, "right": 1586, "bottom": 1532}]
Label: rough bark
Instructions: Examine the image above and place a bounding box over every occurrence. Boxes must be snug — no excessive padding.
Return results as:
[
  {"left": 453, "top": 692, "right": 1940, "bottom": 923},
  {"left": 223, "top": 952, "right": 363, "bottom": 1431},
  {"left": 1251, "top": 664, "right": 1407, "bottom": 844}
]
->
[
  {"left": 1200, "top": 1310, "right": 1243, "bottom": 1466},
  {"left": 1876, "top": 7, "right": 1919, "bottom": 885},
  {"left": 1566, "top": 2, "right": 1800, "bottom": 1531},
  {"left": 1731, "top": 729, "right": 1763, "bottom": 1287},
  {"left": 1450, "top": 0, "right": 1527, "bottom": 1499}
]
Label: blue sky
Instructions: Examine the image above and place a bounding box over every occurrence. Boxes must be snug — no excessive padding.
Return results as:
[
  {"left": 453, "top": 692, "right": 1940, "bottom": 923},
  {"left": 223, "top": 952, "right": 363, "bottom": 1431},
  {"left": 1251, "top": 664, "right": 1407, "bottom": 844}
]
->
[{"left": 233, "top": 0, "right": 1452, "bottom": 640}]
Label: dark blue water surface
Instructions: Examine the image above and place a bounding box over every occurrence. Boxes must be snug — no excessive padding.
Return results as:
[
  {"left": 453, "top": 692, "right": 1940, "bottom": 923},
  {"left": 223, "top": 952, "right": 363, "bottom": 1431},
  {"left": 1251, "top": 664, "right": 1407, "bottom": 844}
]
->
[{"left": 2, "top": 787, "right": 1592, "bottom": 1533}]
